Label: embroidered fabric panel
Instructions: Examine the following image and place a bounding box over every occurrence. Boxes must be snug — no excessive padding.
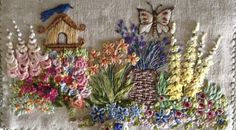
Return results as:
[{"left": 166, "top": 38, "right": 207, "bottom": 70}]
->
[{"left": 0, "top": 0, "right": 235, "bottom": 130}]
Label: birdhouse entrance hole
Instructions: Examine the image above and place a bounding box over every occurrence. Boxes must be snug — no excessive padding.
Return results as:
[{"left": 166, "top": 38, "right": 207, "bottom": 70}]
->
[{"left": 58, "top": 32, "right": 67, "bottom": 44}]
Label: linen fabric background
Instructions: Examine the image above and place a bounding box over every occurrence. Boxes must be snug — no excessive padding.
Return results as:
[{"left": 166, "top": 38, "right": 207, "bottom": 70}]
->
[{"left": 0, "top": 0, "right": 235, "bottom": 130}]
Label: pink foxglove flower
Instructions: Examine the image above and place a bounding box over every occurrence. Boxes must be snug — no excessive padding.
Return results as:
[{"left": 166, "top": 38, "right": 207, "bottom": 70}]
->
[
  {"left": 7, "top": 67, "right": 19, "bottom": 78},
  {"left": 40, "top": 59, "right": 52, "bottom": 69},
  {"left": 18, "top": 70, "right": 29, "bottom": 80}
]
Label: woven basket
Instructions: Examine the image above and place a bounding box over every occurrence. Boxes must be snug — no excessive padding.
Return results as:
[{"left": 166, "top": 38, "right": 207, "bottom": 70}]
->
[{"left": 128, "top": 68, "right": 158, "bottom": 107}]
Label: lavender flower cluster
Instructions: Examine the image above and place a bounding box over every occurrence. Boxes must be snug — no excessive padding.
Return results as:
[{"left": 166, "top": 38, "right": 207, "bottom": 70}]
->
[{"left": 115, "top": 20, "right": 169, "bottom": 70}]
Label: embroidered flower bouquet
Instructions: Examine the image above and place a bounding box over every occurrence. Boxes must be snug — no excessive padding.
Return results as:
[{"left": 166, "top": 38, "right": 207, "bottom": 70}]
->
[
  {"left": 78, "top": 22, "right": 228, "bottom": 130},
  {"left": 5, "top": 3, "right": 229, "bottom": 130}
]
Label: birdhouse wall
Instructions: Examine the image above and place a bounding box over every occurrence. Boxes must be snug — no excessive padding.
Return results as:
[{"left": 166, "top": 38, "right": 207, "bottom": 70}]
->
[{"left": 47, "top": 20, "right": 78, "bottom": 44}]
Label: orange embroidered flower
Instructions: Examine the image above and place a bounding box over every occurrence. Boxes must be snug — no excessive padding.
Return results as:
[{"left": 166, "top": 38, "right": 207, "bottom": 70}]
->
[
  {"left": 88, "top": 64, "right": 99, "bottom": 75},
  {"left": 71, "top": 81, "right": 78, "bottom": 89},
  {"left": 90, "top": 49, "right": 100, "bottom": 58},
  {"left": 15, "top": 104, "right": 20, "bottom": 110},
  {"left": 118, "top": 39, "right": 129, "bottom": 53},
  {"left": 101, "top": 57, "right": 109, "bottom": 68},
  {"left": 103, "top": 43, "right": 115, "bottom": 55},
  {"left": 111, "top": 54, "right": 120, "bottom": 64},
  {"left": 71, "top": 98, "right": 84, "bottom": 109},
  {"left": 128, "top": 53, "right": 140, "bottom": 66}
]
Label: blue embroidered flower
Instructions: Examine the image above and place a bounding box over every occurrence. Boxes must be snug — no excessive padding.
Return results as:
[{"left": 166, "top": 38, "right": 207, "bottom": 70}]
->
[
  {"left": 90, "top": 106, "right": 105, "bottom": 122},
  {"left": 60, "top": 82, "right": 69, "bottom": 93},
  {"left": 217, "top": 118, "right": 225, "bottom": 125},
  {"left": 107, "top": 103, "right": 129, "bottom": 121},
  {"left": 49, "top": 51, "right": 57, "bottom": 59},
  {"left": 156, "top": 110, "right": 172, "bottom": 125},
  {"left": 115, "top": 107, "right": 129, "bottom": 121},
  {"left": 129, "top": 105, "right": 141, "bottom": 119},
  {"left": 66, "top": 67, "right": 74, "bottom": 75},
  {"left": 67, "top": 55, "right": 74, "bottom": 63},
  {"left": 68, "top": 89, "right": 77, "bottom": 96},
  {"left": 107, "top": 103, "right": 117, "bottom": 109},
  {"left": 114, "top": 123, "right": 123, "bottom": 130}
]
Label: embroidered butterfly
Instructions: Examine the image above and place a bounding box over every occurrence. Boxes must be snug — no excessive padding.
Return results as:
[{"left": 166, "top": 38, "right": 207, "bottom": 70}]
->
[{"left": 137, "top": 2, "right": 174, "bottom": 36}]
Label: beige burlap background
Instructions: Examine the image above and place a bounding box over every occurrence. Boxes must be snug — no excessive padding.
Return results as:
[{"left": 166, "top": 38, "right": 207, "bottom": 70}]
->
[{"left": 0, "top": 0, "right": 235, "bottom": 129}]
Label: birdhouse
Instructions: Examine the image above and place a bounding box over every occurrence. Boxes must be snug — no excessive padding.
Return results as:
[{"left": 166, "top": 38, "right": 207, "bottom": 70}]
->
[{"left": 38, "top": 13, "right": 86, "bottom": 51}]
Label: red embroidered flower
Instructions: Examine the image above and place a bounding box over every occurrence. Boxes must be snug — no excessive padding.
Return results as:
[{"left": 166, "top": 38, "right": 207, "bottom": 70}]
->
[
  {"left": 198, "top": 102, "right": 205, "bottom": 110},
  {"left": 159, "top": 96, "right": 165, "bottom": 101},
  {"left": 64, "top": 76, "right": 73, "bottom": 85},
  {"left": 20, "top": 85, "right": 37, "bottom": 95},
  {"left": 48, "top": 88, "right": 59, "bottom": 102},
  {"left": 207, "top": 111, "right": 215, "bottom": 119},
  {"left": 208, "top": 100, "right": 214, "bottom": 108},
  {"left": 197, "top": 92, "right": 206, "bottom": 99},
  {"left": 175, "top": 110, "right": 183, "bottom": 118},
  {"left": 197, "top": 110, "right": 204, "bottom": 115},
  {"left": 183, "top": 101, "right": 192, "bottom": 109},
  {"left": 55, "top": 75, "right": 62, "bottom": 83},
  {"left": 145, "top": 109, "right": 154, "bottom": 118}
]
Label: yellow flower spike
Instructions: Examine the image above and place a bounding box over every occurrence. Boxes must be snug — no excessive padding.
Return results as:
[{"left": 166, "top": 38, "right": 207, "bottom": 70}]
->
[{"left": 166, "top": 35, "right": 183, "bottom": 100}]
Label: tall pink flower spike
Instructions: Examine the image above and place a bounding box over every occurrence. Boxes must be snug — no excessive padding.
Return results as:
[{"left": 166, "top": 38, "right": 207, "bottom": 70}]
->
[
  {"left": 5, "top": 29, "right": 19, "bottom": 78},
  {"left": 5, "top": 21, "right": 52, "bottom": 80}
]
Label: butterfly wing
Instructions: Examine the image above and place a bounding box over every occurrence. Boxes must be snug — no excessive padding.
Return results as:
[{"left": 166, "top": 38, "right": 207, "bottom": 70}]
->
[
  {"left": 157, "top": 23, "right": 169, "bottom": 34},
  {"left": 156, "top": 7, "right": 174, "bottom": 33},
  {"left": 137, "top": 8, "right": 153, "bottom": 34}
]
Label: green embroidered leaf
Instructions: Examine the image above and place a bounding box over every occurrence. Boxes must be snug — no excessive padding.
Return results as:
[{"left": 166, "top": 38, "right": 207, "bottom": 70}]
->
[
  {"left": 156, "top": 71, "right": 168, "bottom": 95},
  {"left": 88, "top": 64, "right": 133, "bottom": 106},
  {"left": 62, "top": 48, "right": 88, "bottom": 58},
  {"left": 203, "top": 81, "right": 222, "bottom": 101}
]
